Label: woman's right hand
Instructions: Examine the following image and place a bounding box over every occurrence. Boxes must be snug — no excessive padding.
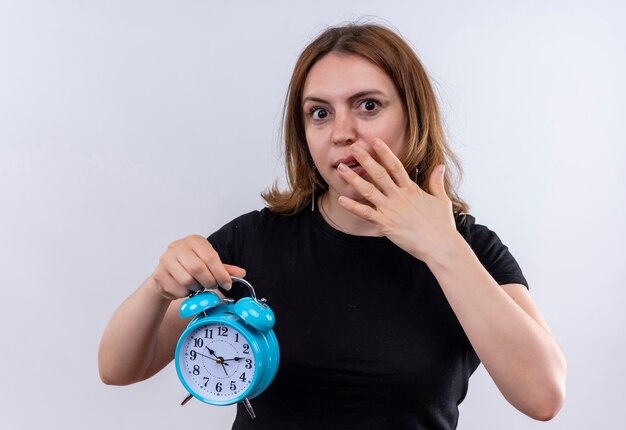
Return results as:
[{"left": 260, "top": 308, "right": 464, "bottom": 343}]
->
[{"left": 151, "top": 235, "right": 246, "bottom": 301}]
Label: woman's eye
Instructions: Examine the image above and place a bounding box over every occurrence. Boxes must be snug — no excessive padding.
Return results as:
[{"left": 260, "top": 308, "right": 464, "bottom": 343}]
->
[
  {"left": 311, "top": 108, "right": 328, "bottom": 120},
  {"left": 359, "top": 99, "right": 379, "bottom": 112}
]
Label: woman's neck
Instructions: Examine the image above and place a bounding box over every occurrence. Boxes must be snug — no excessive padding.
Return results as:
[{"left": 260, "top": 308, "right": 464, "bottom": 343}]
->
[{"left": 318, "top": 192, "right": 382, "bottom": 237}]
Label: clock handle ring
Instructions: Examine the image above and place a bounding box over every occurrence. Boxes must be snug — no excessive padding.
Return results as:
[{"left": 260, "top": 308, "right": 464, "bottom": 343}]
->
[{"left": 230, "top": 276, "right": 268, "bottom": 308}]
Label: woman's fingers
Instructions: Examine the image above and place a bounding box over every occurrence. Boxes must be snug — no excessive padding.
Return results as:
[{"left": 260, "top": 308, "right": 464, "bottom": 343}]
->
[
  {"left": 189, "top": 237, "right": 235, "bottom": 290},
  {"left": 337, "top": 195, "right": 382, "bottom": 224},
  {"left": 341, "top": 139, "right": 417, "bottom": 205},
  {"left": 338, "top": 161, "right": 386, "bottom": 206},
  {"left": 349, "top": 144, "right": 398, "bottom": 196},
  {"left": 428, "top": 164, "right": 449, "bottom": 201},
  {"left": 224, "top": 264, "right": 247, "bottom": 279},
  {"left": 152, "top": 264, "right": 191, "bottom": 299},
  {"left": 152, "top": 235, "right": 247, "bottom": 301},
  {"left": 176, "top": 248, "right": 216, "bottom": 290},
  {"left": 371, "top": 138, "right": 414, "bottom": 188}
]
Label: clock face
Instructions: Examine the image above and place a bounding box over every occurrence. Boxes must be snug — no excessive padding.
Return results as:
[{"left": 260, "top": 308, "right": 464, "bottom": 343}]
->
[{"left": 178, "top": 322, "right": 256, "bottom": 402}]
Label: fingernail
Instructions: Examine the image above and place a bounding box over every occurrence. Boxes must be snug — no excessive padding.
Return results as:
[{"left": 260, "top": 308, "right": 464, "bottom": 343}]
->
[
  {"left": 223, "top": 282, "right": 232, "bottom": 291},
  {"left": 350, "top": 145, "right": 361, "bottom": 153},
  {"left": 337, "top": 163, "right": 349, "bottom": 171}
]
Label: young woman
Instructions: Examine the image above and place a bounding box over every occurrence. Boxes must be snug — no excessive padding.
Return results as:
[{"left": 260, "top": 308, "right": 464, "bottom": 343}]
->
[{"left": 99, "top": 23, "right": 566, "bottom": 429}]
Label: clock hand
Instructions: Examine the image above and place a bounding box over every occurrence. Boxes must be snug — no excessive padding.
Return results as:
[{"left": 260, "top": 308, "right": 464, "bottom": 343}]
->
[
  {"left": 206, "top": 347, "right": 220, "bottom": 359},
  {"left": 205, "top": 347, "right": 230, "bottom": 375},
  {"left": 222, "top": 357, "right": 244, "bottom": 362},
  {"left": 196, "top": 352, "right": 230, "bottom": 366}
]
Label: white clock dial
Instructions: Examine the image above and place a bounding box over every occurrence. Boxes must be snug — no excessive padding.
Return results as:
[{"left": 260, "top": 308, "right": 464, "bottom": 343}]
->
[{"left": 180, "top": 323, "right": 256, "bottom": 401}]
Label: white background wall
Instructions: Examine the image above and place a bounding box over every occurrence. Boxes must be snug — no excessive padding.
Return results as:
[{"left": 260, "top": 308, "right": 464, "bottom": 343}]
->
[{"left": 1, "top": 1, "right": 624, "bottom": 428}]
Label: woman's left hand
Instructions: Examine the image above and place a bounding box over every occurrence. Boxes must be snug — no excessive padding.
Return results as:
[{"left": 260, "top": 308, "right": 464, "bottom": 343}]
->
[{"left": 337, "top": 138, "right": 459, "bottom": 263}]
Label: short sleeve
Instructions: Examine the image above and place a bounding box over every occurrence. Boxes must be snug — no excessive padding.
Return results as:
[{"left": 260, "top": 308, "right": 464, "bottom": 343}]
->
[{"left": 456, "top": 214, "right": 529, "bottom": 289}]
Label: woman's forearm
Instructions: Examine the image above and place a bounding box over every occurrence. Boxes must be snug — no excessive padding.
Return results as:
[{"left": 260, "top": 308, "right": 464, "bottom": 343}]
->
[
  {"left": 424, "top": 233, "right": 566, "bottom": 420},
  {"left": 98, "top": 276, "right": 171, "bottom": 385}
]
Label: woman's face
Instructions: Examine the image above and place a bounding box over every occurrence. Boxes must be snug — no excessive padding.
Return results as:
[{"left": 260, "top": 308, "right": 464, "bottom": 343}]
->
[{"left": 302, "top": 52, "right": 407, "bottom": 202}]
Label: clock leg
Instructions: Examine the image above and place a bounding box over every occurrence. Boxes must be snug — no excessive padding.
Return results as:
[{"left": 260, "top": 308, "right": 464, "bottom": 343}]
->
[
  {"left": 181, "top": 393, "right": 193, "bottom": 406},
  {"left": 243, "top": 397, "right": 256, "bottom": 419}
]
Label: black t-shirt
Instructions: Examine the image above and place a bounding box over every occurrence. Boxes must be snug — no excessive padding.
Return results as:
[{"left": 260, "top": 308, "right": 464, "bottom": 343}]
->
[{"left": 208, "top": 206, "right": 528, "bottom": 430}]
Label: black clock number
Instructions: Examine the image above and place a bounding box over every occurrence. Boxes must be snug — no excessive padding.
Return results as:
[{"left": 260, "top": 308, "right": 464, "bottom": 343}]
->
[
  {"left": 204, "top": 328, "right": 213, "bottom": 339},
  {"left": 203, "top": 377, "right": 210, "bottom": 387},
  {"left": 218, "top": 326, "right": 228, "bottom": 337},
  {"left": 239, "top": 373, "right": 247, "bottom": 382},
  {"left": 245, "top": 359, "right": 252, "bottom": 369},
  {"left": 192, "top": 365, "right": 200, "bottom": 375},
  {"left": 216, "top": 382, "right": 222, "bottom": 392},
  {"left": 242, "top": 344, "right": 250, "bottom": 354},
  {"left": 235, "top": 333, "right": 239, "bottom": 343},
  {"left": 194, "top": 338, "right": 204, "bottom": 348},
  {"left": 230, "top": 381, "right": 237, "bottom": 391},
  {"left": 189, "top": 350, "right": 197, "bottom": 360}
]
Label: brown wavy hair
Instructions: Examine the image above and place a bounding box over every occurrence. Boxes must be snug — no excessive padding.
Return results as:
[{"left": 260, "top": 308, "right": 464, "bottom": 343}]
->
[{"left": 262, "top": 23, "right": 469, "bottom": 216}]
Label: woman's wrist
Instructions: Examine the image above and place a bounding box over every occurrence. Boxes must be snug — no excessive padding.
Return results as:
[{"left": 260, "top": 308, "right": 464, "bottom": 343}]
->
[
  {"left": 141, "top": 275, "right": 176, "bottom": 307},
  {"left": 420, "top": 231, "right": 470, "bottom": 270}
]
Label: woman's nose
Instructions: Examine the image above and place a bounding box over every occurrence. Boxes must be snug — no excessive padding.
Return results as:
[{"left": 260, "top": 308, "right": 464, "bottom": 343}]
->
[{"left": 331, "top": 111, "right": 356, "bottom": 146}]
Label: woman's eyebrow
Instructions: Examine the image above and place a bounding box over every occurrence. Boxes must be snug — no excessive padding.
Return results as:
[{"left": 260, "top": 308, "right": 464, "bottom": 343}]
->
[
  {"left": 348, "top": 90, "right": 386, "bottom": 102},
  {"left": 301, "top": 96, "right": 327, "bottom": 105},
  {"left": 301, "top": 90, "right": 387, "bottom": 106}
]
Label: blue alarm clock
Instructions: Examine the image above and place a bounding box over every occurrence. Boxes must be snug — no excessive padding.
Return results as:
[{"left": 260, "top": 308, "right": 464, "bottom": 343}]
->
[{"left": 175, "top": 276, "right": 279, "bottom": 418}]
